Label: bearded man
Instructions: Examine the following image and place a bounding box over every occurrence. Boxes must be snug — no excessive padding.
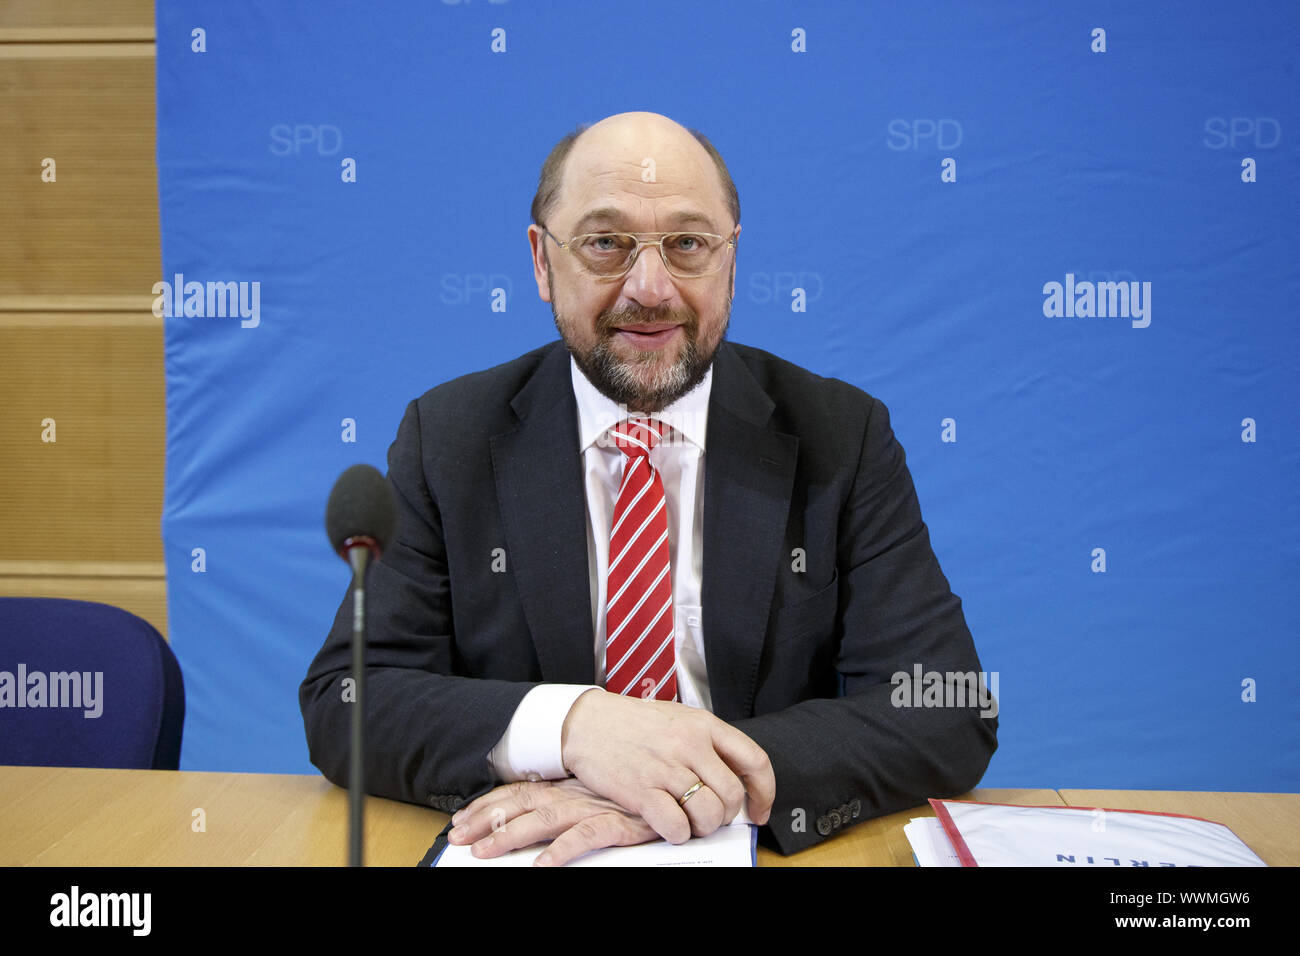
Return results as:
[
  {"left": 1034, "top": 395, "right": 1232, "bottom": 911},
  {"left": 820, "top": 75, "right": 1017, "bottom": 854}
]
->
[{"left": 300, "top": 111, "right": 997, "bottom": 865}]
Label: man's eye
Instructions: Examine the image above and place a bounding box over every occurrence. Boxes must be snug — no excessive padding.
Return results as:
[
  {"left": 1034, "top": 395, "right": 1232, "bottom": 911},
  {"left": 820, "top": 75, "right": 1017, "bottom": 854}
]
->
[
  {"left": 587, "top": 235, "right": 629, "bottom": 253},
  {"left": 672, "top": 234, "right": 706, "bottom": 252}
]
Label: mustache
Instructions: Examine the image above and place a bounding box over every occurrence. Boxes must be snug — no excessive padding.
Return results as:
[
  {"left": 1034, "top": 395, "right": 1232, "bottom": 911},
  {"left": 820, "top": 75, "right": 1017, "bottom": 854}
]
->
[{"left": 596, "top": 305, "right": 699, "bottom": 336}]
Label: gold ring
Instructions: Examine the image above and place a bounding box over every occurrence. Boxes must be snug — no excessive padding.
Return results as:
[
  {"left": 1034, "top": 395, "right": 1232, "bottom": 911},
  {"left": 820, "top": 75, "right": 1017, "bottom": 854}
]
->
[{"left": 679, "top": 782, "right": 705, "bottom": 806}]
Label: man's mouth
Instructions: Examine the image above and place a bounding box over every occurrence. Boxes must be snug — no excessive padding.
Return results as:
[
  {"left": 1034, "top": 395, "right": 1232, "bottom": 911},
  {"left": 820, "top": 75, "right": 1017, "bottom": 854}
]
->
[{"left": 612, "top": 323, "right": 682, "bottom": 349}]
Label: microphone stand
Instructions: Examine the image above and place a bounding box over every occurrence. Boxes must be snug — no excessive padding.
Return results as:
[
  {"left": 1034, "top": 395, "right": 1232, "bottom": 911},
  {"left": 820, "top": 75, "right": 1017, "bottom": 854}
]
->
[
  {"left": 325, "top": 462, "right": 395, "bottom": 869},
  {"left": 344, "top": 537, "right": 377, "bottom": 868}
]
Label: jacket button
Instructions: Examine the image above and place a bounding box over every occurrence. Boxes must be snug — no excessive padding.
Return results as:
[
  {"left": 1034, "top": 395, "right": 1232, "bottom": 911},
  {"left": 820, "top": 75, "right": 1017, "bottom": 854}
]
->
[
  {"left": 816, "top": 815, "right": 832, "bottom": 836},
  {"left": 850, "top": 799, "right": 861, "bottom": 818},
  {"left": 829, "top": 809, "right": 842, "bottom": 829}
]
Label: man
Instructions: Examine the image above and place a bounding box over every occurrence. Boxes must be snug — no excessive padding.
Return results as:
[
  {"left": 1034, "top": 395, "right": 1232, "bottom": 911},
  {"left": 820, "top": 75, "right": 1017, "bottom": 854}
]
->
[{"left": 300, "top": 111, "right": 997, "bottom": 865}]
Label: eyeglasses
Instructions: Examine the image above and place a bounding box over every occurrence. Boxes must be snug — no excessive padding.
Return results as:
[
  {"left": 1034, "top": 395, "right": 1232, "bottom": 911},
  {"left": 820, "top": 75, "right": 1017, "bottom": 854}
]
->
[{"left": 540, "top": 226, "right": 736, "bottom": 279}]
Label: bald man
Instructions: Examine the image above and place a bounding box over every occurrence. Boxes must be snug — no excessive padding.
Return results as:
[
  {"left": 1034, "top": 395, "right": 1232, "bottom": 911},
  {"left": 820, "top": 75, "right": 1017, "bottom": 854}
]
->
[{"left": 300, "top": 111, "right": 997, "bottom": 864}]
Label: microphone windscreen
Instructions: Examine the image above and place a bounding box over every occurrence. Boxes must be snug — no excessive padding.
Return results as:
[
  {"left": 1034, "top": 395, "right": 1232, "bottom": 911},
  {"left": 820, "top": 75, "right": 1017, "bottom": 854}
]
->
[{"left": 325, "top": 463, "right": 397, "bottom": 554}]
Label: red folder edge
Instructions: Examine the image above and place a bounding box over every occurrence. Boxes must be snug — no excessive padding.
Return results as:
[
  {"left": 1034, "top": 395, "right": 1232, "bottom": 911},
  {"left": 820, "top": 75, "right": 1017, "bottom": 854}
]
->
[{"left": 928, "top": 797, "right": 980, "bottom": 867}]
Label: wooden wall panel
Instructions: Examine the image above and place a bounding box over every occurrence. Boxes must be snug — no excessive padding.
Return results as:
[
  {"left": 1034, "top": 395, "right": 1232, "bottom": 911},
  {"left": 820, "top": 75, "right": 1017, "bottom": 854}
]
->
[
  {"left": 0, "top": 0, "right": 154, "bottom": 34},
  {"left": 0, "top": 55, "right": 158, "bottom": 296},
  {"left": 0, "top": 312, "right": 165, "bottom": 563}
]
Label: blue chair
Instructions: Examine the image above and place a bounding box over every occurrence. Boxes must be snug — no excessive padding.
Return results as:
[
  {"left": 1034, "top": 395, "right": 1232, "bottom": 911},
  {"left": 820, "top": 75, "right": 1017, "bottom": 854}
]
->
[{"left": 0, "top": 597, "right": 184, "bottom": 769}]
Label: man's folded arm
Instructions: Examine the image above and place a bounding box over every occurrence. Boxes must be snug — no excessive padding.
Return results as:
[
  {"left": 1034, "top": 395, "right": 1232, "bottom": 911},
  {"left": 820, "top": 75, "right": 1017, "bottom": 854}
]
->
[
  {"left": 299, "top": 398, "right": 538, "bottom": 811},
  {"left": 729, "top": 396, "right": 998, "bottom": 855}
]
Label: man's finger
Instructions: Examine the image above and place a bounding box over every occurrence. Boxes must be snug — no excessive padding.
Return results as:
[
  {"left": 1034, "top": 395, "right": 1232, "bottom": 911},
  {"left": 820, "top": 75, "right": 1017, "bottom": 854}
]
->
[
  {"left": 449, "top": 781, "right": 550, "bottom": 844},
  {"left": 469, "top": 800, "right": 571, "bottom": 858},
  {"left": 535, "top": 813, "right": 657, "bottom": 867},
  {"left": 678, "top": 783, "right": 726, "bottom": 838},
  {"left": 452, "top": 779, "right": 535, "bottom": 824},
  {"left": 710, "top": 726, "right": 776, "bottom": 823},
  {"left": 634, "top": 787, "right": 694, "bottom": 845},
  {"left": 690, "top": 752, "right": 748, "bottom": 824}
]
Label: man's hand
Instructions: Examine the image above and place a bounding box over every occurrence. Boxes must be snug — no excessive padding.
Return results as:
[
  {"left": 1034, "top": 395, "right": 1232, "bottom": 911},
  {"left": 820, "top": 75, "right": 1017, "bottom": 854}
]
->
[
  {"left": 560, "top": 688, "right": 775, "bottom": 844},
  {"left": 447, "top": 778, "right": 659, "bottom": 866}
]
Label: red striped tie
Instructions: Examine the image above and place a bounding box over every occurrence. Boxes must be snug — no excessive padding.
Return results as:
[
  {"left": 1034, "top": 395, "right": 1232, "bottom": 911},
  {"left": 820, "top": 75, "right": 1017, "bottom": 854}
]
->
[{"left": 604, "top": 418, "right": 678, "bottom": 702}]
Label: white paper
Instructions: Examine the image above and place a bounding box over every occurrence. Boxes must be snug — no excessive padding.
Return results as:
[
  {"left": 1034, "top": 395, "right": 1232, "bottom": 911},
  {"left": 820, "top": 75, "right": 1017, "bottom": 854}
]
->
[
  {"left": 932, "top": 801, "right": 1266, "bottom": 867},
  {"left": 904, "top": 817, "right": 961, "bottom": 867}
]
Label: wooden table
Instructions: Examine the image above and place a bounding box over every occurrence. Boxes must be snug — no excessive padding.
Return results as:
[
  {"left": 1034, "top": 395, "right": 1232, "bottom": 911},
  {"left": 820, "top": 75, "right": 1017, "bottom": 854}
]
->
[{"left": 1, "top": 766, "right": 1294, "bottom": 866}]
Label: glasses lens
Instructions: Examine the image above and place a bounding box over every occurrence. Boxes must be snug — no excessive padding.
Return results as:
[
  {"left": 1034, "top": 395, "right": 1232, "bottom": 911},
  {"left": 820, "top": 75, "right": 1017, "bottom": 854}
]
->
[
  {"left": 574, "top": 234, "right": 637, "bottom": 276},
  {"left": 663, "top": 234, "right": 723, "bottom": 276}
]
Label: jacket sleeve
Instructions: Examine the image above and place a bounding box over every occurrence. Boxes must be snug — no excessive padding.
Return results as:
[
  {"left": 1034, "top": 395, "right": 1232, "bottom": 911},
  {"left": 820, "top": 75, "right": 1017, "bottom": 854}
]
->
[
  {"left": 728, "top": 397, "right": 998, "bottom": 854},
  {"left": 298, "top": 398, "right": 536, "bottom": 812}
]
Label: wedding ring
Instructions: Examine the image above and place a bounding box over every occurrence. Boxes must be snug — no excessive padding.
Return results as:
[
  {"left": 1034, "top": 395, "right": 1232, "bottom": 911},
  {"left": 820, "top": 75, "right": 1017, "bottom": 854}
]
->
[{"left": 679, "top": 781, "right": 705, "bottom": 806}]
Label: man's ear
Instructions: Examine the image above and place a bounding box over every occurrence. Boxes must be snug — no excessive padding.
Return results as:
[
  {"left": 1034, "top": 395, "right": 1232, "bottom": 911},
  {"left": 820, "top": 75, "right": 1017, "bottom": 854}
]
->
[{"left": 528, "top": 224, "right": 552, "bottom": 303}]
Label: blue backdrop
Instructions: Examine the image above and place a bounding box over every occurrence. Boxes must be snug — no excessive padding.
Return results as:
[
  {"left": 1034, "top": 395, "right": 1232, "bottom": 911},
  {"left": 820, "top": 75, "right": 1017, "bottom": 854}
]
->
[{"left": 156, "top": 0, "right": 1300, "bottom": 793}]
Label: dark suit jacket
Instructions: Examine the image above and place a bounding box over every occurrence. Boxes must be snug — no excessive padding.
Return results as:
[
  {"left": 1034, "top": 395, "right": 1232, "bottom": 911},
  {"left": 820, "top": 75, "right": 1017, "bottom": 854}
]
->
[{"left": 300, "top": 338, "right": 997, "bottom": 854}]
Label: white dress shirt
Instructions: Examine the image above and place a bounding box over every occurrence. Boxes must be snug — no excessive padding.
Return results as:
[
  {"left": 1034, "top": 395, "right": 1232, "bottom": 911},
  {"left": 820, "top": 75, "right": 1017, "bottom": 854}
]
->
[{"left": 487, "top": 356, "right": 713, "bottom": 781}]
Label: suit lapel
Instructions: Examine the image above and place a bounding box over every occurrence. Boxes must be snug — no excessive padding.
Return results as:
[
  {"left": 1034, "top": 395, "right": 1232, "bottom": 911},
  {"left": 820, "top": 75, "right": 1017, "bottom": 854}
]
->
[
  {"left": 702, "top": 343, "right": 799, "bottom": 720},
  {"left": 490, "top": 343, "right": 596, "bottom": 683}
]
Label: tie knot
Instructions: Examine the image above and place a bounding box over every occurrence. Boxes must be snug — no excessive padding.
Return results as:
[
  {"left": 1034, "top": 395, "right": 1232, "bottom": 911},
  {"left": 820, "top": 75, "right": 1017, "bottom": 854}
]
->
[{"left": 608, "top": 418, "right": 667, "bottom": 458}]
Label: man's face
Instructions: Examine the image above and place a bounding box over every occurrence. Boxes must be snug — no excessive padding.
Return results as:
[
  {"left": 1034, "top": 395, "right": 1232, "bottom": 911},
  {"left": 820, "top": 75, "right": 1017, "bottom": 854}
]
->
[{"left": 529, "top": 118, "right": 739, "bottom": 413}]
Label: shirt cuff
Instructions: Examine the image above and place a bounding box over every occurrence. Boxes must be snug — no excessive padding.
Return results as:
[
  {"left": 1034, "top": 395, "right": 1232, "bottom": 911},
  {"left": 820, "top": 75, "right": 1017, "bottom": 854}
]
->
[{"left": 488, "top": 684, "right": 598, "bottom": 782}]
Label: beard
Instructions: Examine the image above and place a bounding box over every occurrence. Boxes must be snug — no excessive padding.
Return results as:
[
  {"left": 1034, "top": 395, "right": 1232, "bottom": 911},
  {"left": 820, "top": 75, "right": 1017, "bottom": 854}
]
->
[{"left": 550, "top": 260, "right": 733, "bottom": 414}]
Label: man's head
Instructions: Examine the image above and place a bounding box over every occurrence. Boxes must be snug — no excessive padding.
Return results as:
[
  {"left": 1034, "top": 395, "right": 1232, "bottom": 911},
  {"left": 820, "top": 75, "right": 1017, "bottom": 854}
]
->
[{"left": 528, "top": 112, "right": 741, "bottom": 413}]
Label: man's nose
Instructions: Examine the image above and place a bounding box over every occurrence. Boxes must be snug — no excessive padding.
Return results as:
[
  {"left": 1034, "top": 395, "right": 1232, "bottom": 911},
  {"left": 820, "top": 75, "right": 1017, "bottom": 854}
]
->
[{"left": 621, "top": 243, "right": 677, "bottom": 307}]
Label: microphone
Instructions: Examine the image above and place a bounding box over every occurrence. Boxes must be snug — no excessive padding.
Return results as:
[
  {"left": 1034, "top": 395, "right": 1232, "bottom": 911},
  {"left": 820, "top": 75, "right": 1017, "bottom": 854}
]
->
[
  {"left": 325, "top": 464, "right": 396, "bottom": 867},
  {"left": 326, "top": 463, "right": 397, "bottom": 562}
]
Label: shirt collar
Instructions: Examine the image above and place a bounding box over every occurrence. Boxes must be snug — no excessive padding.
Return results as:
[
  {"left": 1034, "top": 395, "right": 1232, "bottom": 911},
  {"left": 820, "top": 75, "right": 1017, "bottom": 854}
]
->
[{"left": 570, "top": 354, "right": 712, "bottom": 452}]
